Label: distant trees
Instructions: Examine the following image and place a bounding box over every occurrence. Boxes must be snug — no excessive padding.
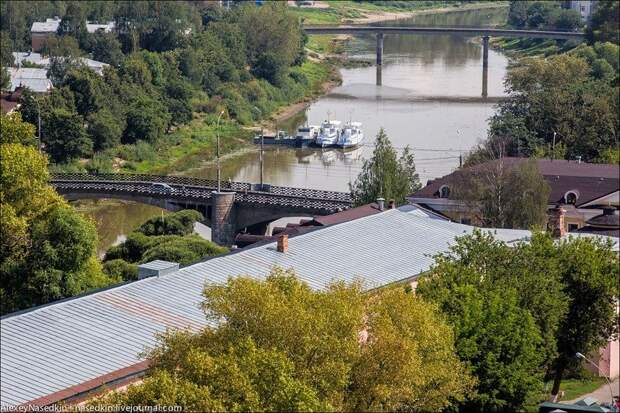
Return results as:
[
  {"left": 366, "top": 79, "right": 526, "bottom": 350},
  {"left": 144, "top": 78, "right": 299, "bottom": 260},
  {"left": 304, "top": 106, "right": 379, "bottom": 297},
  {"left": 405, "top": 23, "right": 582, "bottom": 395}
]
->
[
  {"left": 417, "top": 231, "right": 619, "bottom": 410},
  {"left": 98, "top": 269, "right": 472, "bottom": 411},
  {"left": 5, "top": 1, "right": 311, "bottom": 167},
  {"left": 587, "top": 1, "right": 620, "bottom": 44},
  {"left": 0, "top": 112, "right": 115, "bottom": 315},
  {"left": 508, "top": 1, "right": 582, "bottom": 30},
  {"left": 350, "top": 128, "right": 421, "bottom": 206},
  {"left": 469, "top": 45, "right": 619, "bottom": 164}
]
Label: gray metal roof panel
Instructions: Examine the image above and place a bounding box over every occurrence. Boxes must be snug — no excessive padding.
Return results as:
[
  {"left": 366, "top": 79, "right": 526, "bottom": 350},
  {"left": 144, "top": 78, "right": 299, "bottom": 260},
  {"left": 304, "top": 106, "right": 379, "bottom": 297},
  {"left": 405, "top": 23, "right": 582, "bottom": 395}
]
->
[{"left": 0, "top": 207, "right": 555, "bottom": 405}]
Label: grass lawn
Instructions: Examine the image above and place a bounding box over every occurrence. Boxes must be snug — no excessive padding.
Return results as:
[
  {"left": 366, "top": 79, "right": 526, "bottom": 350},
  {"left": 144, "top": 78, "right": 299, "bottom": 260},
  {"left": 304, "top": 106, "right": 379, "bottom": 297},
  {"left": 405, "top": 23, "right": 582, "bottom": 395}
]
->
[{"left": 523, "top": 377, "right": 607, "bottom": 412}]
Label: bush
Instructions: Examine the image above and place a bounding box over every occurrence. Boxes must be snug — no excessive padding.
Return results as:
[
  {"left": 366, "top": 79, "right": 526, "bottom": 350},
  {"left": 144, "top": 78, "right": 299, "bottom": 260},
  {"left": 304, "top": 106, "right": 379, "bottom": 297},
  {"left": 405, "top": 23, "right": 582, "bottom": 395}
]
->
[
  {"left": 103, "top": 259, "right": 138, "bottom": 281},
  {"left": 136, "top": 210, "right": 203, "bottom": 236},
  {"left": 141, "top": 235, "right": 227, "bottom": 265}
]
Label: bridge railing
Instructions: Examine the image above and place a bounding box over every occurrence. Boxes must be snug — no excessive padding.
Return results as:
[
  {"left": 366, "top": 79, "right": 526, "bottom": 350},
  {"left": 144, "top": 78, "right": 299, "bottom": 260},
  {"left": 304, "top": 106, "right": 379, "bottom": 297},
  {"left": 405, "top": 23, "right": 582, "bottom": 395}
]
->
[
  {"left": 52, "top": 173, "right": 252, "bottom": 191},
  {"left": 51, "top": 173, "right": 352, "bottom": 203}
]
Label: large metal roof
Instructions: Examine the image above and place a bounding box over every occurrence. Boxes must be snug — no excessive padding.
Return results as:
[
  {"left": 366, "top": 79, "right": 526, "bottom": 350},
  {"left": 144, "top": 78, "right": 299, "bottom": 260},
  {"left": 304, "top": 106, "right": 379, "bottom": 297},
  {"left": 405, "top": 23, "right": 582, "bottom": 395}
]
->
[{"left": 0, "top": 206, "right": 556, "bottom": 406}]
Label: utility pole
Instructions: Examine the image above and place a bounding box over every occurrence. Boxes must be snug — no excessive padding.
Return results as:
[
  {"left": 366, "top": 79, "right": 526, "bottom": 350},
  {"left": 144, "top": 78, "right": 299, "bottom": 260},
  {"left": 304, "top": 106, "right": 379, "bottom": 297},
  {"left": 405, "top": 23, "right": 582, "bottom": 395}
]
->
[
  {"left": 216, "top": 110, "right": 224, "bottom": 193},
  {"left": 36, "top": 98, "right": 42, "bottom": 152},
  {"left": 552, "top": 131, "right": 556, "bottom": 160},
  {"left": 260, "top": 126, "right": 264, "bottom": 190}
]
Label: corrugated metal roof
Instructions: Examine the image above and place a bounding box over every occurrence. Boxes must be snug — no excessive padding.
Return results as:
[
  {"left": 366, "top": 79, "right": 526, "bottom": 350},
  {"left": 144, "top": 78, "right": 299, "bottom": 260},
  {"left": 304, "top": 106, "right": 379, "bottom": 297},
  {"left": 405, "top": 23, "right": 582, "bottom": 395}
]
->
[
  {"left": 8, "top": 68, "right": 52, "bottom": 93},
  {"left": 0, "top": 206, "right": 602, "bottom": 406}
]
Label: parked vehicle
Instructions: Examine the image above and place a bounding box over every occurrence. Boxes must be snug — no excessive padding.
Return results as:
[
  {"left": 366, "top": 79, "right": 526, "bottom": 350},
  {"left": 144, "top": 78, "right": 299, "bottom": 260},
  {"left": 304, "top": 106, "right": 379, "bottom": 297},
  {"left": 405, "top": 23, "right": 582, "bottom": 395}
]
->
[{"left": 152, "top": 182, "right": 174, "bottom": 192}]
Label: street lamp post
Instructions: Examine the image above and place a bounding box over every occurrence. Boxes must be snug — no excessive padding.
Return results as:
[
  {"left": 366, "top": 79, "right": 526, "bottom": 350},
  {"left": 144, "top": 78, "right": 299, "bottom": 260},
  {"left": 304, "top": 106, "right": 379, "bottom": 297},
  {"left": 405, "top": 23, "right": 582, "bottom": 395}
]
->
[
  {"left": 216, "top": 110, "right": 224, "bottom": 193},
  {"left": 576, "top": 352, "right": 616, "bottom": 405},
  {"left": 252, "top": 107, "right": 264, "bottom": 191},
  {"left": 36, "top": 97, "right": 42, "bottom": 152}
]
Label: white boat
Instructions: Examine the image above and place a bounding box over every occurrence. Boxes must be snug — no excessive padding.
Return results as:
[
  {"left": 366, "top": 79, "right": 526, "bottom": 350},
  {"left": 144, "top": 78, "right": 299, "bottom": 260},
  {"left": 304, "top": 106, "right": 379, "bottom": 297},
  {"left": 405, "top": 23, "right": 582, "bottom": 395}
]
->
[
  {"left": 337, "top": 121, "right": 364, "bottom": 148},
  {"left": 316, "top": 120, "right": 341, "bottom": 147},
  {"left": 295, "top": 125, "right": 319, "bottom": 140}
]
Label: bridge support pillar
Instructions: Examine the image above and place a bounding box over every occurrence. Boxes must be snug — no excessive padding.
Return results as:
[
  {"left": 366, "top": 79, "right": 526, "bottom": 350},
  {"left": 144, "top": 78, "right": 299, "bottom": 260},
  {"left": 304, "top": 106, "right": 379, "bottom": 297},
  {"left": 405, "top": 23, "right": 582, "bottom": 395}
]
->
[
  {"left": 376, "top": 32, "right": 384, "bottom": 86},
  {"left": 482, "top": 36, "right": 489, "bottom": 97},
  {"left": 211, "top": 191, "right": 236, "bottom": 247}
]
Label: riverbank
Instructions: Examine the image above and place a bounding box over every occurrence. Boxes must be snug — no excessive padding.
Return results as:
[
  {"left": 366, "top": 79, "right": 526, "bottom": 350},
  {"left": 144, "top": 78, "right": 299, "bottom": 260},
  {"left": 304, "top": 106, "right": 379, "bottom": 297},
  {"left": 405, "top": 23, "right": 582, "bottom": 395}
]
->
[{"left": 290, "top": 1, "right": 508, "bottom": 25}]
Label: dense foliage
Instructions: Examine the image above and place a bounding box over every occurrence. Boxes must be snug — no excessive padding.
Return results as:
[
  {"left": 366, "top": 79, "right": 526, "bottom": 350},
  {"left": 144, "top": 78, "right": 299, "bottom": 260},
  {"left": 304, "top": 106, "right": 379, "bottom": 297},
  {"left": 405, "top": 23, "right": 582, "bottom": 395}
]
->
[
  {"left": 417, "top": 231, "right": 619, "bottom": 411},
  {"left": 587, "top": 0, "right": 619, "bottom": 44},
  {"left": 1, "top": 1, "right": 313, "bottom": 168},
  {"left": 0, "top": 112, "right": 116, "bottom": 315},
  {"left": 468, "top": 42, "right": 619, "bottom": 164},
  {"left": 350, "top": 129, "right": 420, "bottom": 206},
  {"left": 102, "top": 209, "right": 227, "bottom": 280},
  {"left": 98, "top": 268, "right": 472, "bottom": 412},
  {"left": 508, "top": 1, "right": 582, "bottom": 31}
]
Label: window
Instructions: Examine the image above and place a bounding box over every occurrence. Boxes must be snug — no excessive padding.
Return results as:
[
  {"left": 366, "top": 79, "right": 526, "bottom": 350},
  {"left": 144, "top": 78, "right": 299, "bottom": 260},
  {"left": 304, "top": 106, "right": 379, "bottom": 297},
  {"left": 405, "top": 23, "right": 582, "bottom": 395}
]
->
[
  {"left": 568, "top": 223, "right": 579, "bottom": 232},
  {"left": 439, "top": 185, "right": 450, "bottom": 198},
  {"left": 564, "top": 191, "right": 579, "bottom": 205},
  {"left": 460, "top": 218, "right": 472, "bottom": 225}
]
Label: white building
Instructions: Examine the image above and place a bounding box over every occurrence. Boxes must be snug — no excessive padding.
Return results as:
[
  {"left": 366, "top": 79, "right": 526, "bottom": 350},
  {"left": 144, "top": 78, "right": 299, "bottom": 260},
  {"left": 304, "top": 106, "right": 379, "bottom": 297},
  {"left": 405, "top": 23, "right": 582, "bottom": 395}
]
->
[{"left": 564, "top": 0, "right": 597, "bottom": 23}]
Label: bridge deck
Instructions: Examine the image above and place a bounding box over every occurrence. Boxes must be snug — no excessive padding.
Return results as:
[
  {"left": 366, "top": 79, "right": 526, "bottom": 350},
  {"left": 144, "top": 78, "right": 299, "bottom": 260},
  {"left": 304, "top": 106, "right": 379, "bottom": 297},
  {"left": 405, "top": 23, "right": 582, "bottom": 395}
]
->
[
  {"left": 303, "top": 26, "right": 585, "bottom": 40},
  {"left": 51, "top": 174, "right": 352, "bottom": 212}
]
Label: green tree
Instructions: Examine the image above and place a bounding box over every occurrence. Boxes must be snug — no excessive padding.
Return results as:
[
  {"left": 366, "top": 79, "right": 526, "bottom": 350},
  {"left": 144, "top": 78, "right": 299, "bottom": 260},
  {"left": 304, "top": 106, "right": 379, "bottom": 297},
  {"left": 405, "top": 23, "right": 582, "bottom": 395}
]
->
[
  {"left": 350, "top": 128, "right": 420, "bottom": 206},
  {"left": 97, "top": 269, "right": 471, "bottom": 411},
  {"left": 587, "top": 1, "right": 620, "bottom": 44},
  {"left": 0, "top": 114, "right": 114, "bottom": 314},
  {"left": 476, "top": 52, "right": 619, "bottom": 163},
  {"left": 43, "top": 108, "right": 92, "bottom": 163},
  {"left": 90, "top": 31, "right": 124, "bottom": 67},
  {"left": 88, "top": 108, "right": 123, "bottom": 151},
  {"left": 137, "top": 210, "right": 203, "bottom": 236},
  {"left": 0, "top": 31, "right": 13, "bottom": 67},
  {"left": 0, "top": 112, "right": 37, "bottom": 146},
  {"left": 238, "top": 2, "right": 304, "bottom": 81},
  {"left": 57, "top": 2, "right": 88, "bottom": 47},
  {"left": 122, "top": 95, "right": 169, "bottom": 143},
  {"left": 549, "top": 236, "right": 619, "bottom": 398},
  {"left": 455, "top": 158, "right": 551, "bottom": 229},
  {"left": 102, "top": 258, "right": 138, "bottom": 281},
  {"left": 63, "top": 67, "right": 106, "bottom": 116},
  {"left": 417, "top": 231, "right": 619, "bottom": 409},
  {"left": 141, "top": 235, "right": 227, "bottom": 265},
  {"left": 0, "top": 66, "right": 9, "bottom": 91}
]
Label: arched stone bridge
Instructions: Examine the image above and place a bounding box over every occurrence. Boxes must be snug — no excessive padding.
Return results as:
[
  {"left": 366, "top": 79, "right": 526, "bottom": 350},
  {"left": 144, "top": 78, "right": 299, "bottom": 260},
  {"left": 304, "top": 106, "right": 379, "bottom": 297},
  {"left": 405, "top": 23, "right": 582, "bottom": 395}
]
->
[{"left": 51, "top": 173, "right": 352, "bottom": 246}]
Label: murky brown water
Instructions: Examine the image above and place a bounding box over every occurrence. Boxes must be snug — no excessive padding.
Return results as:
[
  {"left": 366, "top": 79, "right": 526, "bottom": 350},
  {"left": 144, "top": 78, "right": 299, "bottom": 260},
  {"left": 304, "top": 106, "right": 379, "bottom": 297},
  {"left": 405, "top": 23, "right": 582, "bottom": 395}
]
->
[{"left": 81, "top": 6, "right": 510, "bottom": 252}]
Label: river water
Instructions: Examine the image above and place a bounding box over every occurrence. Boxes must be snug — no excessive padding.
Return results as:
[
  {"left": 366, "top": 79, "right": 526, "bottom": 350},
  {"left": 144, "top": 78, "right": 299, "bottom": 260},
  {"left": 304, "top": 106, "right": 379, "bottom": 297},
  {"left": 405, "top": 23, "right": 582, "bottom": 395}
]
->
[{"left": 82, "top": 6, "right": 509, "bottom": 254}]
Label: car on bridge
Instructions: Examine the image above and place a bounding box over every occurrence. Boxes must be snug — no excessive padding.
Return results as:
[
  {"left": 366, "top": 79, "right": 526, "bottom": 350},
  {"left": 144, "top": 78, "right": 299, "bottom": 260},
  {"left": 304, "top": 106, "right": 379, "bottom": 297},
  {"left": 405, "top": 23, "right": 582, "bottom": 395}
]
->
[{"left": 152, "top": 182, "right": 174, "bottom": 193}]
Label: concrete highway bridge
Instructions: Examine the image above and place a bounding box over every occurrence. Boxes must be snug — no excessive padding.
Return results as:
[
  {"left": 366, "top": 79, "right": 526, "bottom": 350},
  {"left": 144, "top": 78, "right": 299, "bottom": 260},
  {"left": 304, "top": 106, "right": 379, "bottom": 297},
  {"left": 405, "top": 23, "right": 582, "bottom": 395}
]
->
[
  {"left": 51, "top": 173, "right": 352, "bottom": 246},
  {"left": 303, "top": 26, "right": 586, "bottom": 94}
]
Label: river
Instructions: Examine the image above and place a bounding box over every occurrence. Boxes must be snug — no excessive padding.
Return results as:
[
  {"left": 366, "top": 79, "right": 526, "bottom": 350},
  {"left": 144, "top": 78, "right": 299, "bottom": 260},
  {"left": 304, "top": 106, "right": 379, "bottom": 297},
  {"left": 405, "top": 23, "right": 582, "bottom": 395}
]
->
[{"left": 80, "top": 6, "right": 510, "bottom": 254}]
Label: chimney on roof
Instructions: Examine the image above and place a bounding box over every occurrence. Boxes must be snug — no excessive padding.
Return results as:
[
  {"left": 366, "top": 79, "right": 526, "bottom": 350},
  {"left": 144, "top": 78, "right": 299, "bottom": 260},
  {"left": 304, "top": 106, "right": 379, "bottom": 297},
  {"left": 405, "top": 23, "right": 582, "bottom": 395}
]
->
[
  {"left": 377, "top": 197, "right": 385, "bottom": 211},
  {"left": 576, "top": 156, "right": 582, "bottom": 164},
  {"left": 388, "top": 199, "right": 396, "bottom": 209},
  {"left": 547, "top": 204, "right": 566, "bottom": 238},
  {"left": 277, "top": 234, "right": 288, "bottom": 253}
]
